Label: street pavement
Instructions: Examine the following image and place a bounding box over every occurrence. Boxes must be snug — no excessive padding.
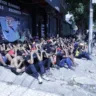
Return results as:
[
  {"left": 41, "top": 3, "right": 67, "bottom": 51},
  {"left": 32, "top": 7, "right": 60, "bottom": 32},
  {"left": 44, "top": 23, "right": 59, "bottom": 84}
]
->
[{"left": 0, "top": 48, "right": 96, "bottom": 96}]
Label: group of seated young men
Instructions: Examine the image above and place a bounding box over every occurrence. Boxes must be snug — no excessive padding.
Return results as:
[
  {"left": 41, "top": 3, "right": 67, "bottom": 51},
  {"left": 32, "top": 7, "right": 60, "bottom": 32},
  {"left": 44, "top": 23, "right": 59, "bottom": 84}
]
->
[{"left": 0, "top": 37, "right": 91, "bottom": 84}]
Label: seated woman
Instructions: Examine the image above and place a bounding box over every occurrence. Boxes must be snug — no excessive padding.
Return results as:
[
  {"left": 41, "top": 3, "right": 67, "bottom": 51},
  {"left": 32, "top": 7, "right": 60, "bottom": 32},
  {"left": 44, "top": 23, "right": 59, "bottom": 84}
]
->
[
  {"left": 36, "top": 43, "right": 52, "bottom": 70},
  {"left": 75, "top": 43, "right": 91, "bottom": 60},
  {"left": 0, "top": 44, "right": 14, "bottom": 67},
  {"left": 0, "top": 43, "right": 25, "bottom": 74},
  {"left": 48, "top": 47, "right": 60, "bottom": 69},
  {"left": 57, "top": 43, "right": 74, "bottom": 70},
  {"left": 21, "top": 44, "right": 50, "bottom": 84},
  {"left": 67, "top": 43, "right": 76, "bottom": 66},
  {"left": 5, "top": 42, "right": 36, "bottom": 74},
  {"left": 9, "top": 46, "right": 25, "bottom": 74}
]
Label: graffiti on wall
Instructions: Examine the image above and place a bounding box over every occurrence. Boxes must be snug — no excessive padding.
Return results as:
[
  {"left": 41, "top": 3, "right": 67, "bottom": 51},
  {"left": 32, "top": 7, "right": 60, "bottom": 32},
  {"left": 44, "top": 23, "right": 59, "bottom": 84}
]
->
[
  {"left": 0, "top": 16, "right": 32, "bottom": 42},
  {"left": 0, "top": 2, "right": 32, "bottom": 42}
]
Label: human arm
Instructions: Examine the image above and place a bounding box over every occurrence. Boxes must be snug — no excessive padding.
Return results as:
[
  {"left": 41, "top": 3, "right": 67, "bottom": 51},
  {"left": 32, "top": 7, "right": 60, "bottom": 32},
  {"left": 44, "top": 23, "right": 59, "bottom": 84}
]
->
[{"left": 35, "top": 50, "right": 43, "bottom": 61}]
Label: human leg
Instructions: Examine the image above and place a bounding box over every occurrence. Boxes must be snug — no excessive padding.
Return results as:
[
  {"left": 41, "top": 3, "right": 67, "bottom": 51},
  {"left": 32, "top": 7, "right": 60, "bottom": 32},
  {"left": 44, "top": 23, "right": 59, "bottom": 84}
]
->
[
  {"left": 0, "top": 54, "right": 7, "bottom": 66},
  {"left": 43, "top": 58, "right": 51, "bottom": 70},
  {"left": 65, "top": 58, "right": 73, "bottom": 69},
  {"left": 58, "top": 59, "right": 66, "bottom": 67}
]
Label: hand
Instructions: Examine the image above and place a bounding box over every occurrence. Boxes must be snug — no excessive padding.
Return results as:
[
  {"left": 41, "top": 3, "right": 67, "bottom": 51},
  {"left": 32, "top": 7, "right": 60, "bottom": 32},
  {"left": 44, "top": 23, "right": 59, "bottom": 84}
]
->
[
  {"left": 46, "top": 53, "right": 51, "bottom": 57},
  {"left": 28, "top": 44, "right": 31, "bottom": 49},
  {"left": 20, "top": 59, "right": 24, "bottom": 62},
  {"left": 61, "top": 44, "right": 63, "bottom": 47},
  {"left": 21, "top": 46, "right": 25, "bottom": 50},
  {"left": 2, "top": 43, "right": 5, "bottom": 46},
  {"left": 32, "top": 48, "right": 36, "bottom": 53},
  {"left": 35, "top": 50, "right": 38, "bottom": 54},
  {"left": 31, "top": 51, "right": 34, "bottom": 55},
  {"left": 35, "top": 44, "right": 38, "bottom": 49},
  {"left": 39, "top": 44, "right": 42, "bottom": 49},
  {"left": 14, "top": 47, "right": 18, "bottom": 52},
  {"left": 41, "top": 49, "right": 45, "bottom": 53}
]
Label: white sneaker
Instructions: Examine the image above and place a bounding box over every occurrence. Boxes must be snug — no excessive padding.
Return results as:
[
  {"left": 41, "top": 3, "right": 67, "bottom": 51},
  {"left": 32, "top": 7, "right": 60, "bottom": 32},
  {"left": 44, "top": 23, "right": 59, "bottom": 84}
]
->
[
  {"left": 16, "top": 69, "right": 22, "bottom": 73},
  {"left": 42, "top": 75, "right": 50, "bottom": 81},
  {"left": 46, "top": 70, "right": 52, "bottom": 76},
  {"left": 38, "top": 76, "right": 43, "bottom": 84}
]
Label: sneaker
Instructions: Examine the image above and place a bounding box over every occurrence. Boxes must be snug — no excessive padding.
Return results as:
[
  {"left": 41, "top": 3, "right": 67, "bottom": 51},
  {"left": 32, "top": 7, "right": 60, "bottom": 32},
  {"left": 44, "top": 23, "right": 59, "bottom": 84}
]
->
[
  {"left": 55, "top": 65, "right": 60, "bottom": 70},
  {"left": 38, "top": 76, "right": 43, "bottom": 84},
  {"left": 46, "top": 70, "right": 52, "bottom": 76},
  {"left": 52, "top": 64, "right": 60, "bottom": 70},
  {"left": 69, "top": 67, "right": 75, "bottom": 71},
  {"left": 11, "top": 68, "right": 20, "bottom": 75},
  {"left": 72, "top": 63, "right": 79, "bottom": 67},
  {"left": 16, "top": 69, "right": 22, "bottom": 73},
  {"left": 42, "top": 75, "right": 50, "bottom": 81}
]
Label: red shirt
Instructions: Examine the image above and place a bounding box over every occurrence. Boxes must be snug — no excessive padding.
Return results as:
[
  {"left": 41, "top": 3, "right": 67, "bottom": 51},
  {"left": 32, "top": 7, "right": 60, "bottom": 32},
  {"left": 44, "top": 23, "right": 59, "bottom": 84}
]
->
[
  {"left": 57, "top": 48, "right": 61, "bottom": 51},
  {"left": 8, "top": 50, "right": 15, "bottom": 55}
]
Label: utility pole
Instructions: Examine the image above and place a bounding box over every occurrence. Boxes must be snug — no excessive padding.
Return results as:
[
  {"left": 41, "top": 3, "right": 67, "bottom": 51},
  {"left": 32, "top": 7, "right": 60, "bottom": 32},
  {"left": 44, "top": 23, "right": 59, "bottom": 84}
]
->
[{"left": 88, "top": 0, "right": 93, "bottom": 54}]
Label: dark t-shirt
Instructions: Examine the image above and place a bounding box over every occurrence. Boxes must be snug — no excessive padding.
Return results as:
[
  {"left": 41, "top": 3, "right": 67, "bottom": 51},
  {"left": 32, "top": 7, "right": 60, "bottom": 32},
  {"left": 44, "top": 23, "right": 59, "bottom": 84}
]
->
[
  {"left": 0, "top": 51, "right": 6, "bottom": 56},
  {"left": 56, "top": 52, "right": 63, "bottom": 64},
  {"left": 17, "top": 50, "right": 24, "bottom": 56}
]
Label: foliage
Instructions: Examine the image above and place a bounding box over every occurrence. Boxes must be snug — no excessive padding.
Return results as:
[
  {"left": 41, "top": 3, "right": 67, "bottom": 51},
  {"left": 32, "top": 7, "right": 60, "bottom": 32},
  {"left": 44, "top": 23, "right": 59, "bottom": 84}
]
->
[
  {"left": 65, "top": 0, "right": 89, "bottom": 29},
  {"left": 75, "top": 3, "right": 84, "bottom": 14}
]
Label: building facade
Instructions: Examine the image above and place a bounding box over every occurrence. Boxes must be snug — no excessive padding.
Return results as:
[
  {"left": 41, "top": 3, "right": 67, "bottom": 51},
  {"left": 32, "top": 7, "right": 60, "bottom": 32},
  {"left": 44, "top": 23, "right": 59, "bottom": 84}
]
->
[
  {"left": 31, "top": 0, "right": 61, "bottom": 38},
  {"left": 0, "top": 0, "right": 72, "bottom": 42}
]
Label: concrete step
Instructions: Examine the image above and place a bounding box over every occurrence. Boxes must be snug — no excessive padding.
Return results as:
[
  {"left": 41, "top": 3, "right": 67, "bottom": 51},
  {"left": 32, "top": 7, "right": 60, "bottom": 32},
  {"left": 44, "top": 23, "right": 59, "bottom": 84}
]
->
[{"left": 0, "top": 82, "right": 60, "bottom": 96}]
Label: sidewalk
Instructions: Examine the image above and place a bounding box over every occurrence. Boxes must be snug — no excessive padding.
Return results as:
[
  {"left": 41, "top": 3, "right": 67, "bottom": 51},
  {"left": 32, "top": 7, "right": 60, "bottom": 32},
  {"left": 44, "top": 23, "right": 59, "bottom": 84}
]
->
[
  {"left": 0, "top": 50, "right": 96, "bottom": 96},
  {"left": 0, "top": 82, "right": 59, "bottom": 96}
]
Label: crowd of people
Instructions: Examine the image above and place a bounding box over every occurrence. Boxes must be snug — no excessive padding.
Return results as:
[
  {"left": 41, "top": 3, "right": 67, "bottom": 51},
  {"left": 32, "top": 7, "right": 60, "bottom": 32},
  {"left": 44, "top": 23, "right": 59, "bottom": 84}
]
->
[{"left": 0, "top": 37, "right": 91, "bottom": 84}]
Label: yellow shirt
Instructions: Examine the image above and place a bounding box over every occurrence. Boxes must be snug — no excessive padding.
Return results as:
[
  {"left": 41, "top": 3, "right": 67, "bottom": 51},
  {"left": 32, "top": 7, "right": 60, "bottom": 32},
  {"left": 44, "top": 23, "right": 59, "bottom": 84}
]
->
[{"left": 75, "top": 50, "right": 80, "bottom": 57}]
